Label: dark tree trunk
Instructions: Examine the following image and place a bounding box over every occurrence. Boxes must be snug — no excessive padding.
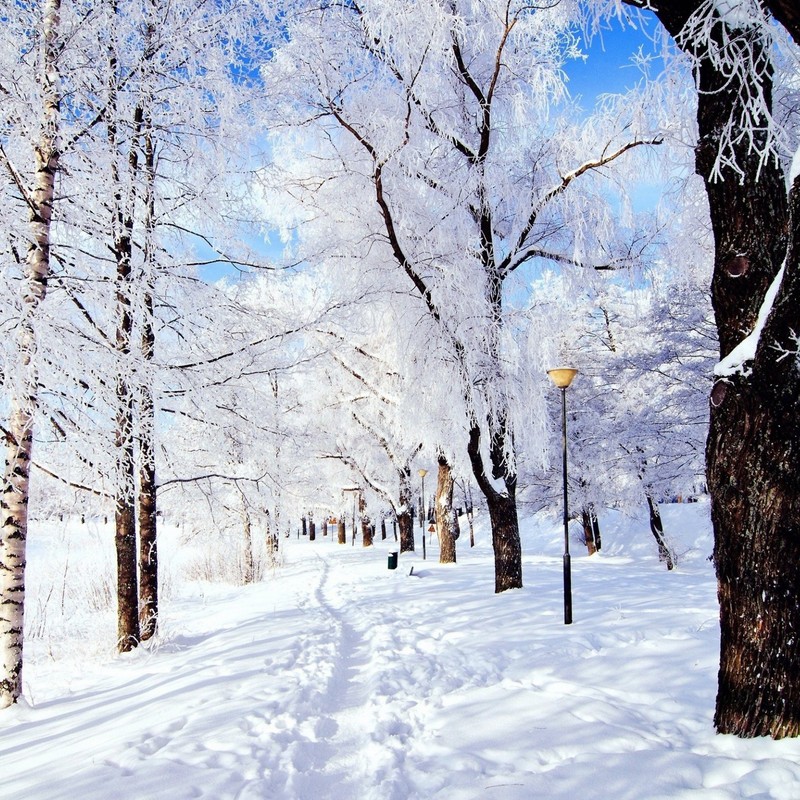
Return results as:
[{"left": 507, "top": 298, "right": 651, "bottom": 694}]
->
[
  {"left": 337, "top": 519, "right": 346, "bottom": 545},
  {"left": 301, "top": 516, "right": 307, "bottom": 536},
  {"left": 398, "top": 470, "right": 415, "bottom": 553},
  {"left": 581, "top": 507, "right": 597, "bottom": 556},
  {"left": 361, "top": 517, "right": 373, "bottom": 547},
  {"left": 138, "top": 290, "right": 158, "bottom": 641},
  {"left": 309, "top": 516, "right": 316, "bottom": 542},
  {"left": 485, "top": 492, "right": 521, "bottom": 593},
  {"left": 648, "top": 1, "right": 800, "bottom": 737},
  {"left": 645, "top": 493, "right": 675, "bottom": 570},
  {"left": 398, "top": 512, "right": 413, "bottom": 552},
  {"left": 381, "top": 518, "right": 386, "bottom": 540},
  {"left": 592, "top": 511, "right": 601, "bottom": 551},
  {"left": 115, "top": 497, "right": 139, "bottom": 651},
  {"left": 435, "top": 454, "right": 457, "bottom": 564},
  {"left": 468, "top": 425, "right": 522, "bottom": 592},
  {"left": 138, "top": 447, "right": 157, "bottom": 639},
  {"left": 112, "top": 183, "right": 140, "bottom": 653}
]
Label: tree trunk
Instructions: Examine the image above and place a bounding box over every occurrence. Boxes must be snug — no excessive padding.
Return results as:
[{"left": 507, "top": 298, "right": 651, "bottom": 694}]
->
[
  {"left": 242, "top": 506, "right": 254, "bottom": 585},
  {"left": 265, "top": 509, "right": 279, "bottom": 556},
  {"left": 362, "top": 517, "right": 373, "bottom": 547},
  {"left": 309, "top": 515, "right": 316, "bottom": 542},
  {"left": 649, "top": 1, "right": 800, "bottom": 737},
  {"left": 485, "top": 491, "right": 522, "bottom": 593},
  {"left": 337, "top": 519, "right": 346, "bottom": 544},
  {"left": 138, "top": 98, "right": 158, "bottom": 642},
  {"left": 592, "top": 510, "right": 601, "bottom": 552},
  {"left": 398, "top": 468, "right": 415, "bottom": 552},
  {"left": 645, "top": 493, "right": 675, "bottom": 570},
  {"left": 468, "top": 425, "right": 522, "bottom": 592},
  {"left": 0, "top": 410, "right": 34, "bottom": 707},
  {"left": 461, "top": 482, "right": 476, "bottom": 547},
  {"left": 138, "top": 433, "right": 158, "bottom": 639},
  {"left": 110, "top": 133, "right": 141, "bottom": 650},
  {"left": 435, "top": 454, "right": 457, "bottom": 564},
  {"left": 381, "top": 518, "right": 386, "bottom": 540},
  {"left": 581, "top": 507, "right": 598, "bottom": 556},
  {"left": 0, "top": 0, "right": 62, "bottom": 709},
  {"left": 115, "top": 493, "right": 139, "bottom": 651}
]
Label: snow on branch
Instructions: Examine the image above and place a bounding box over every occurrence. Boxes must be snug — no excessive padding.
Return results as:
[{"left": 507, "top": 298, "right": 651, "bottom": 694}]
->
[
  {"left": 680, "top": 0, "right": 788, "bottom": 182},
  {"left": 502, "top": 135, "right": 662, "bottom": 276}
]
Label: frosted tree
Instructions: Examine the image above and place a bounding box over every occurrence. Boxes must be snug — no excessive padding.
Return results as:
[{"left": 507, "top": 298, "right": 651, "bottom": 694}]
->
[
  {"left": 263, "top": 0, "right": 662, "bottom": 591},
  {"left": 0, "top": 0, "right": 276, "bottom": 695},
  {"left": 615, "top": 0, "right": 800, "bottom": 737},
  {"left": 310, "top": 308, "right": 429, "bottom": 554},
  {"left": 0, "top": 0, "right": 82, "bottom": 709}
]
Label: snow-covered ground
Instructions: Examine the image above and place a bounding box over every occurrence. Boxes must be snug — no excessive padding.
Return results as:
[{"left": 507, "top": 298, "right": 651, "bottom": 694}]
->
[{"left": 4, "top": 502, "right": 800, "bottom": 799}]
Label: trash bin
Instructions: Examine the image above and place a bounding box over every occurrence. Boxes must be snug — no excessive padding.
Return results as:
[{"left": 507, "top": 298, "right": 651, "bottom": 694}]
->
[{"left": 388, "top": 551, "right": 398, "bottom": 570}]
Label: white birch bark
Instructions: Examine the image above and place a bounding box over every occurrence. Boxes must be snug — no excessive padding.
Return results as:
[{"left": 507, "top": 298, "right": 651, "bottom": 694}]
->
[{"left": 0, "top": 0, "right": 61, "bottom": 708}]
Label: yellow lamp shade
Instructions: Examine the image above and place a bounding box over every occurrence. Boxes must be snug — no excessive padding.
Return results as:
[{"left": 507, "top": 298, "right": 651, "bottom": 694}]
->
[{"left": 547, "top": 368, "right": 578, "bottom": 389}]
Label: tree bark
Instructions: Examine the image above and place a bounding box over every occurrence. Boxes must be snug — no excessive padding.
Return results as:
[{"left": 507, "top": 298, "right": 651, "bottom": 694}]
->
[
  {"left": 242, "top": 506, "right": 254, "bottom": 585},
  {"left": 0, "top": 0, "right": 62, "bottom": 707},
  {"left": 337, "top": 519, "right": 346, "bottom": 544},
  {"left": 581, "top": 507, "right": 598, "bottom": 556},
  {"left": 137, "top": 120, "right": 158, "bottom": 641},
  {"left": 648, "top": 0, "right": 800, "bottom": 737},
  {"left": 362, "top": 517, "right": 373, "bottom": 547},
  {"left": 138, "top": 431, "right": 158, "bottom": 638},
  {"left": 398, "top": 468, "right": 415, "bottom": 553},
  {"left": 435, "top": 454, "right": 457, "bottom": 564},
  {"left": 108, "top": 45, "right": 141, "bottom": 652},
  {"left": 468, "top": 425, "right": 522, "bottom": 592},
  {"left": 645, "top": 493, "right": 675, "bottom": 570},
  {"left": 591, "top": 509, "right": 601, "bottom": 552}
]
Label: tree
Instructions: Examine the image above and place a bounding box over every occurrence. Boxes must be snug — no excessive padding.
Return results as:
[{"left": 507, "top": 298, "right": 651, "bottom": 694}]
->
[
  {"left": 434, "top": 452, "right": 458, "bottom": 564},
  {"left": 265, "top": 0, "right": 661, "bottom": 591},
  {"left": 629, "top": 0, "right": 800, "bottom": 737},
  {"left": 0, "top": 0, "right": 69, "bottom": 709}
]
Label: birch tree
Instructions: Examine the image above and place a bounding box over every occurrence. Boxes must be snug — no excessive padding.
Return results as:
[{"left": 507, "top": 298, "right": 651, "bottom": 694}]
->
[{"left": 0, "top": 0, "right": 67, "bottom": 709}]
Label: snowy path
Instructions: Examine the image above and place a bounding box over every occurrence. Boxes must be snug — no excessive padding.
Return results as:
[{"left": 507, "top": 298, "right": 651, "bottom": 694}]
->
[
  {"left": 5, "top": 506, "right": 800, "bottom": 799},
  {"left": 2, "top": 544, "right": 423, "bottom": 800}
]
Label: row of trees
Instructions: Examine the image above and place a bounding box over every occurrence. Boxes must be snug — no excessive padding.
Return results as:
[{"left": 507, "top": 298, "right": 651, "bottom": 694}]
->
[
  {"left": 0, "top": 0, "right": 282, "bottom": 704},
  {"left": 1, "top": 0, "right": 798, "bottom": 740}
]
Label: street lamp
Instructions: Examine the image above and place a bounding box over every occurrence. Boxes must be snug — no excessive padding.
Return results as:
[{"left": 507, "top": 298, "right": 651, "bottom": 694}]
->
[
  {"left": 418, "top": 468, "right": 428, "bottom": 561},
  {"left": 548, "top": 367, "right": 578, "bottom": 625}
]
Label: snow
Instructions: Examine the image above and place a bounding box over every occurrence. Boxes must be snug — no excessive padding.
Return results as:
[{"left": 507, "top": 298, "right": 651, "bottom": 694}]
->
[
  {"left": 791, "top": 143, "right": 800, "bottom": 186},
  {"left": 714, "top": 261, "right": 785, "bottom": 378},
  {"left": 4, "top": 503, "right": 800, "bottom": 799},
  {"left": 712, "top": 0, "right": 762, "bottom": 30}
]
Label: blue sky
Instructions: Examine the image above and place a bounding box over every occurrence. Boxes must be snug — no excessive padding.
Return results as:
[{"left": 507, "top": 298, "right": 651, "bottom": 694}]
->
[
  {"left": 198, "top": 15, "right": 667, "bottom": 284},
  {"left": 567, "top": 13, "right": 663, "bottom": 105}
]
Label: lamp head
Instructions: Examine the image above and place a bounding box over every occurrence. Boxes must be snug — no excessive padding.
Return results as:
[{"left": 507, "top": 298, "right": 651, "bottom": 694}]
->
[
  {"left": 547, "top": 367, "right": 578, "bottom": 389},
  {"left": 418, "top": 468, "right": 428, "bottom": 478}
]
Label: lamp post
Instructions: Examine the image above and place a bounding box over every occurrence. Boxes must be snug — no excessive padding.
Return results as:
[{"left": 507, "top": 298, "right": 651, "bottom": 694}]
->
[
  {"left": 547, "top": 367, "right": 578, "bottom": 625},
  {"left": 418, "top": 468, "right": 428, "bottom": 561}
]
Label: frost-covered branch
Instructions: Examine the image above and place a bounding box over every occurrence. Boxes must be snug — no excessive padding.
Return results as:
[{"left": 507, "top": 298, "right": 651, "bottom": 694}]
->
[{"left": 501, "top": 136, "right": 662, "bottom": 277}]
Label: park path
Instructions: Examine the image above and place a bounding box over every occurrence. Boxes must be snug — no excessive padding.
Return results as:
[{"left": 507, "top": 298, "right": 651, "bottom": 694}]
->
[{"left": 0, "top": 541, "right": 432, "bottom": 800}]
